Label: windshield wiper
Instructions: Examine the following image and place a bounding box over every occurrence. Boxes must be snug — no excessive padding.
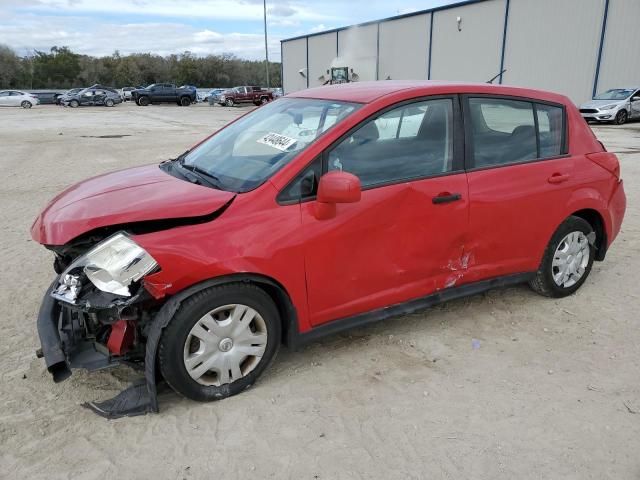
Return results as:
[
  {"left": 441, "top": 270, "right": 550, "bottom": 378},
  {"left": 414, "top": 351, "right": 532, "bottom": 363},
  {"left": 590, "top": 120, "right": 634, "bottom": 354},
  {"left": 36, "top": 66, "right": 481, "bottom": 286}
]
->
[{"left": 178, "top": 162, "right": 224, "bottom": 190}]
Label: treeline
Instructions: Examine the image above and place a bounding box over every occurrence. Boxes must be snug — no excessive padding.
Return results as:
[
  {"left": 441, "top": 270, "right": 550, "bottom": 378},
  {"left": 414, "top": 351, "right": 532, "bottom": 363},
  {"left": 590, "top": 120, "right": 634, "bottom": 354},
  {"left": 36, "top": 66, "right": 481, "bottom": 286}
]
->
[{"left": 0, "top": 45, "right": 281, "bottom": 89}]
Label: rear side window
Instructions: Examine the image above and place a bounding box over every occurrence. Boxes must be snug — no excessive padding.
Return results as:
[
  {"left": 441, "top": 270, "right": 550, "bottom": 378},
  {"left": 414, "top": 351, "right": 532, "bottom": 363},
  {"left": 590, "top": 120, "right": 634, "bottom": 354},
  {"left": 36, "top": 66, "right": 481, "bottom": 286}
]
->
[{"left": 468, "top": 97, "right": 565, "bottom": 168}]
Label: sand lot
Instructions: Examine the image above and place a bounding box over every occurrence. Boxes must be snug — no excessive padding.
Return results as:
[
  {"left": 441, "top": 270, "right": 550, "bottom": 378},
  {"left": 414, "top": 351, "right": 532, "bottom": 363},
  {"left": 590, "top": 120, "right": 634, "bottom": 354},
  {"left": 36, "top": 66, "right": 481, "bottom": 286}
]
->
[{"left": 1, "top": 102, "right": 638, "bottom": 479}]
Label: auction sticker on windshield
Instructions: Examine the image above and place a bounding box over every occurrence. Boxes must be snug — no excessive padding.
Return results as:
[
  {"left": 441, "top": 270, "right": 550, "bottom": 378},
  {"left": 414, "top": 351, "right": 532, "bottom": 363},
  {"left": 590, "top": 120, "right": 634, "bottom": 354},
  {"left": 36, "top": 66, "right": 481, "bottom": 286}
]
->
[{"left": 257, "top": 132, "right": 297, "bottom": 151}]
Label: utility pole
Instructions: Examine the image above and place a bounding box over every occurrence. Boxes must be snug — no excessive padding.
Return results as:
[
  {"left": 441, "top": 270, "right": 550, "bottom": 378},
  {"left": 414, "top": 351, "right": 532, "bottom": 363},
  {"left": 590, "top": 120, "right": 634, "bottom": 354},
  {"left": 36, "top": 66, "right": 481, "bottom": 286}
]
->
[{"left": 263, "top": 0, "right": 270, "bottom": 88}]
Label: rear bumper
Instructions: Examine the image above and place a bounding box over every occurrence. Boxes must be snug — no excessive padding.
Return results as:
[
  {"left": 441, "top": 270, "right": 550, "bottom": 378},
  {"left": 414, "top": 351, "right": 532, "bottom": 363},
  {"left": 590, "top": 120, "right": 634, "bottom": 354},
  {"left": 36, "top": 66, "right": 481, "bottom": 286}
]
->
[{"left": 609, "top": 179, "right": 626, "bottom": 245}]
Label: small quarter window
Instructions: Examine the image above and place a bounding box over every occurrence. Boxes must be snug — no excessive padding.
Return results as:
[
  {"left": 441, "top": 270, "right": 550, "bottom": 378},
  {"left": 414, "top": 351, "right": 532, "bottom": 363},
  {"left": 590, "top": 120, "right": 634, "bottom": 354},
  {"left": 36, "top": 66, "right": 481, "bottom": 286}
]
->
[{"left": 536, "top": 104, "right": 564, "bottom": 158}]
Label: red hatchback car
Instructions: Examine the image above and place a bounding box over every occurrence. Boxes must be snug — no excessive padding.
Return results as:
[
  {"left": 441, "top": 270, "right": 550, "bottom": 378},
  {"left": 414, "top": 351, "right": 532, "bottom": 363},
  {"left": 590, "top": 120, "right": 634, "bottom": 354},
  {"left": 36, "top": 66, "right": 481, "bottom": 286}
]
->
[{"left": 32, "top": 81, "right": 626, "bottom": 416}]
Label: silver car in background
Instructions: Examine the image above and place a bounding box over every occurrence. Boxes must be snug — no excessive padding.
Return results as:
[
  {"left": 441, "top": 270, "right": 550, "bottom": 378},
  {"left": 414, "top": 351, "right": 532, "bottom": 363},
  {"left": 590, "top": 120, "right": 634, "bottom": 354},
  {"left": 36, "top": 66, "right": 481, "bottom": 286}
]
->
[
  {"left": 579, "top": 87, "right": 640, "bottom": 125},
  {"left": 0, "top": 90, "right": 40, "bottom": 108}
]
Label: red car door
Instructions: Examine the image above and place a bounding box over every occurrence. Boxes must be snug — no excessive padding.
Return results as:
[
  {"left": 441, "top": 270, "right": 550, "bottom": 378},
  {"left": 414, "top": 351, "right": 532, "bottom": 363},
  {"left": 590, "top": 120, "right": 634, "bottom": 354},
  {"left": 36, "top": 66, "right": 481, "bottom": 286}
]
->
[
  {"left": 300, "top": 97, "right": 470, "bottom": 326},
  {"left": 463, "top": 96, "right": 575, "bottom": 281}
]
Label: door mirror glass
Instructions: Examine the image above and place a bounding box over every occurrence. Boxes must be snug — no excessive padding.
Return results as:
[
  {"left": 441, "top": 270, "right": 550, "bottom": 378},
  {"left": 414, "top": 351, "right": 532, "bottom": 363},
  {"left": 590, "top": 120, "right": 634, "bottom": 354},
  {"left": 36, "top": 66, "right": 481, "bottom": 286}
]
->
[{"left": 317, "top": 171, "right": 361, "bottom": 204}]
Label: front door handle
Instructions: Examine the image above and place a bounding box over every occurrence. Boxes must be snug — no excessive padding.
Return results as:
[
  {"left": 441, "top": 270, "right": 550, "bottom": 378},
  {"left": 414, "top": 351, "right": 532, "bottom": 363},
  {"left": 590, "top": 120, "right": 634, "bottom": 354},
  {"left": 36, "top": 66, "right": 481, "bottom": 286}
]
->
[
  {"left": 432, "top": 192, "right": 462, "bottom": 204},
  {"left": 548, "top": 173, "right": 570, "bottom": 184}
]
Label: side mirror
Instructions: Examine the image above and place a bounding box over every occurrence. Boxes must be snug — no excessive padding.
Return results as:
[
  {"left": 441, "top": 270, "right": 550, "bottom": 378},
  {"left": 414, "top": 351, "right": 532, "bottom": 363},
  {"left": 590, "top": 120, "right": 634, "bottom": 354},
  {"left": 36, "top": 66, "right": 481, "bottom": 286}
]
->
[
  {"left": 632, "top": 96, "right": 640, "bottom": 102},
  {"left": 314, "top": 171, "right": 361, "bottom": 220}
]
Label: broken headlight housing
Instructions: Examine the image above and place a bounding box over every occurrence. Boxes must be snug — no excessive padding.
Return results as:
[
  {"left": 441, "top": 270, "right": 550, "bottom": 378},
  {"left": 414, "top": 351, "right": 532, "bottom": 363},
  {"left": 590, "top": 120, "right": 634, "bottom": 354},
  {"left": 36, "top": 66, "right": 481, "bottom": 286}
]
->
[{"left": 53, "top": 233, "right": 158, "bottom": 303}]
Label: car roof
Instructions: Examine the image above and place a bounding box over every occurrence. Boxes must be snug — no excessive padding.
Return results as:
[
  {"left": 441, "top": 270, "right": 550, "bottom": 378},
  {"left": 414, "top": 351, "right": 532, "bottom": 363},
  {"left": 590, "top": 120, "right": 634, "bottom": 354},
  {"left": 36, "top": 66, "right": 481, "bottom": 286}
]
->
[{"left": 288, "top": 80, "right": 570, "bottom": 105}]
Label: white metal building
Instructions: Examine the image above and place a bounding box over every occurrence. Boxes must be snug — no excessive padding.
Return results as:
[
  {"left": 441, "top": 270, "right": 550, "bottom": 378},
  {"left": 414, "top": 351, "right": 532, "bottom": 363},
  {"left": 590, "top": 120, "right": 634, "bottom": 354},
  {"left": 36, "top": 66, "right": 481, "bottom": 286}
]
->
[{"left": 280, "top": 0, "right": 640, "bottom": 104}]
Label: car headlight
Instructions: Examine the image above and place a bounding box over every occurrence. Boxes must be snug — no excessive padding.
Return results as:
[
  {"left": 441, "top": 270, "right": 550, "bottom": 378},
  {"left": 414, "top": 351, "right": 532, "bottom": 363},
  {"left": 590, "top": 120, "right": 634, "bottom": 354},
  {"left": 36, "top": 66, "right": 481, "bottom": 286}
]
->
[
  {"left": 601, "top": 104, "right": 617, "bottom": 110},
  {"left": 55, "top": 233, "right": 158, "bottom": 301}
]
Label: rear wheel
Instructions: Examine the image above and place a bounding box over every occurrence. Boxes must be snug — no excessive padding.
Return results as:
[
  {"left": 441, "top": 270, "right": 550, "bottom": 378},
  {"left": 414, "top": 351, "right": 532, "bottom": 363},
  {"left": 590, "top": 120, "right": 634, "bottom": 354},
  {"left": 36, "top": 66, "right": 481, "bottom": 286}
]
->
[
  {"left": 138, "top": 96, "right": 150, "bottom": 106},
  {"left": 529, "top": 216, "right": 595, "bottom": 298},
  {"left": 180, "top": 96, "right": 191, "bottom": 107},
  {"left": 615, "top": 109, "right": 628, "bottom": 125},
  {"left": 260, "top": 96, "right": 269, "bottom": 105},
  {"left": 159, "top": 284, "right": 281, "bottom": 402},
  {"left": 21, "top": 100, "right": 32, "bottom": 109},
  {"left": 225, "top": 98, "right": 234, "bottom": 107}
]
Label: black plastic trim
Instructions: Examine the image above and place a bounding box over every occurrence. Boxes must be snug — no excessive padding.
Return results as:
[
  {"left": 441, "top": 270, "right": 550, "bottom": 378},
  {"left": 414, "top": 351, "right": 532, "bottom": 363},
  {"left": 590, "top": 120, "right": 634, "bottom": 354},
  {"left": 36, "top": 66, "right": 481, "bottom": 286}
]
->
[{"left": 288, "top": 272, "right": 534, "bottom": 349}]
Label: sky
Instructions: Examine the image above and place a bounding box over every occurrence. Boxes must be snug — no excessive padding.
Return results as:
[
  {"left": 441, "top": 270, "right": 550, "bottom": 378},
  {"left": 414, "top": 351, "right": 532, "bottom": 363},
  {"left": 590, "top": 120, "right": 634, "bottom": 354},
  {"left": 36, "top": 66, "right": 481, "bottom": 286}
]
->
[{"left": 0, "top": 0, "right": 452, "bottom": 61}]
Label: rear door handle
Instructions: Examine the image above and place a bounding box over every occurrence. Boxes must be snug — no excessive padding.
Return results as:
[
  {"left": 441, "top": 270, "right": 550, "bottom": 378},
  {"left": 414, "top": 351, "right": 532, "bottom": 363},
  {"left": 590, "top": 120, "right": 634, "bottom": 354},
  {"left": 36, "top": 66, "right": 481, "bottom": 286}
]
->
[
  {"left": 432, "top": 192, "right": 462, "bottom": 204},
  {"left": 548, "top": 173, "right": 570, "bottom": 184}
]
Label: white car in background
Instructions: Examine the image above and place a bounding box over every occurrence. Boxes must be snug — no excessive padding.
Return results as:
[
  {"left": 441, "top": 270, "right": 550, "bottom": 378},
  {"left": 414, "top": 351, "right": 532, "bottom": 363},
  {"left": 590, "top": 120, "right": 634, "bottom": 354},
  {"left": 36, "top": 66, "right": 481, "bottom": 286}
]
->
[
  {"left": 579, "top": 87, "right": 640, "bottom": 125},
  {"left": 0, "top": 90, "right": 40, "bottom": 108},
  {"left": 120, "top": 87, "right": 135, "bottom": 101}
]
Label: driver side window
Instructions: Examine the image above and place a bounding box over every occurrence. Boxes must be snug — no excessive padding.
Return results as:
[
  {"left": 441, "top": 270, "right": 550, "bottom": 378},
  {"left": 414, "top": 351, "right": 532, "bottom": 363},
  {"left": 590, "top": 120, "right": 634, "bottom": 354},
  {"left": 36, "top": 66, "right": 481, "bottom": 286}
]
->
[{"left": 327, "top": 98, "right": 454, "bottom": 187}]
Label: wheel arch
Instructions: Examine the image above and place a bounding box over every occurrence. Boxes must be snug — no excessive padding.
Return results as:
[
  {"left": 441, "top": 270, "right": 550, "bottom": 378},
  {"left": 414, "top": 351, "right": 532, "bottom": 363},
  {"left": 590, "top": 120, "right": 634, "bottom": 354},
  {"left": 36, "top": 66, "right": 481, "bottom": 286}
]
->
[
  {"left": 569, "top": 208, "right": 608, "bottom": 261},
  {"left": 154, "top": 272, "right": 299, "bottom": 347}
]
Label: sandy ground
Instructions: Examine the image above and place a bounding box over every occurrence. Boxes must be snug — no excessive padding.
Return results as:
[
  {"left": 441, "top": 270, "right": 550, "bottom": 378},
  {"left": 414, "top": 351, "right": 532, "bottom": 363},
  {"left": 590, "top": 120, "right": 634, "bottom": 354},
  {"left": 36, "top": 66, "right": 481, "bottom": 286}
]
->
[{"left": 0, "top": 102, "right": 638, "bottom": 479}]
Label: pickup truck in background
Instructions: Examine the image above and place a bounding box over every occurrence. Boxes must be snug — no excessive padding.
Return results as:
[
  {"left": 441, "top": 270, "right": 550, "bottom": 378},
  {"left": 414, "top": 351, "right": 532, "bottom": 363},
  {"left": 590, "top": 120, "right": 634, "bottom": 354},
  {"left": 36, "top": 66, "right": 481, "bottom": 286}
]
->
[
  {"left": 131, "top": 83, "right": 197, "bottom": 106},
  {"left": 218, "top": 86, "right": 274, "bottom": 107}
]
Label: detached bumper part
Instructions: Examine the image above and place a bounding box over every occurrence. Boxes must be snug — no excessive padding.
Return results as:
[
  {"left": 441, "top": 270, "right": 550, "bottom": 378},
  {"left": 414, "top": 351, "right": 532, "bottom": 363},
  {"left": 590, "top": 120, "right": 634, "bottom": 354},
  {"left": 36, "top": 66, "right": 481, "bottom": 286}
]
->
[{"left": 36, "top": 281, "right": 71, "bottom": 383}]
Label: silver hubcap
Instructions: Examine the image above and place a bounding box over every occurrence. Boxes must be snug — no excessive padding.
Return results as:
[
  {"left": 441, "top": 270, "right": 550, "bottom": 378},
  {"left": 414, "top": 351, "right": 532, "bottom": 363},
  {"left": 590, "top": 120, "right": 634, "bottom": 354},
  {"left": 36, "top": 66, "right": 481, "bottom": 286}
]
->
[
  {"left": 183, "top": 304, "right": 268, "bottom": 386},
  {"left": 552, "top": 231, "right": 590, "bottom": 288}
]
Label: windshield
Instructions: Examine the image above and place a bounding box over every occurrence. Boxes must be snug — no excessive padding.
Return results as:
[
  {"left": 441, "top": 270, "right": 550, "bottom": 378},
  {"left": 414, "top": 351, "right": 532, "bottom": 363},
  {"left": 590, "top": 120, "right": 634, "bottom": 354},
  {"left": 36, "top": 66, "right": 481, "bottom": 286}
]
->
[
  {"left": 593, "top": 88, "right": 635, "bottom": 100},
  {"left": 180, "top": 98, "right": 361, "bottom": 192}
]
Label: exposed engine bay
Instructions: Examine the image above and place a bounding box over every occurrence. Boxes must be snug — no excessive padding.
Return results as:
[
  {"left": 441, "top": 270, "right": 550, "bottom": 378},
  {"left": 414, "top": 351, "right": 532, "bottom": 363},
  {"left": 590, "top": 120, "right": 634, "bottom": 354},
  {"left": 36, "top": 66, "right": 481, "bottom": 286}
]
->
[{"left": 43, "top": 232, "right": 162, "bottom": 374}]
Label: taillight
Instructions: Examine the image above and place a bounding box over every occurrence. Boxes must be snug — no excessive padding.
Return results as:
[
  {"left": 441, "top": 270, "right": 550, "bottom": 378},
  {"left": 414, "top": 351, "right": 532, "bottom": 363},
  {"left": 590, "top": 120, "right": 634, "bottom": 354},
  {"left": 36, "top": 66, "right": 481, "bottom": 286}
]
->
[{"left": 586, "top": 152, "right": 620, "bottom": 179}]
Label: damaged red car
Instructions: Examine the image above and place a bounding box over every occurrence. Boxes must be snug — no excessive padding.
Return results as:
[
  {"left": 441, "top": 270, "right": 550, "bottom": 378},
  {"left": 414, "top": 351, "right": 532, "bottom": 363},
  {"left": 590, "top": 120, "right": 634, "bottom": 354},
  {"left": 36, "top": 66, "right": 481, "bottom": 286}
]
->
[{"left": 32, "top": 81, "right": 626, "bottom": 417}]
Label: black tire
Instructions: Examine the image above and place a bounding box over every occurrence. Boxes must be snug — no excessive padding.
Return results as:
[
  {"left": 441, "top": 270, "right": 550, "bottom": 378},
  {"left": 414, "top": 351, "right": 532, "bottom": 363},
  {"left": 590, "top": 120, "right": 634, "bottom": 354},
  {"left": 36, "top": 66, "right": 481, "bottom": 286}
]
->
[
  {"left": 260, "top": 96, "right": 269, "bottom": 105},
  {"left": 225, "top": 98, "right": 234, "bottom": 107},
  {"left": 159, "top": 283, "right": 281, "bottom": 402},
  {"left": 69, "top": 99, "right": 79, "bottom": 108},
  {"left": 180, "top": 96, "right": 191, "bottom": 107},
  {"left": 105, "top": 98, "right": 114, "bottom": 107},
  {"left": 138, "top": 96, "right": 150, "bottom": 106},
  {"left": 21, "top": 101, "right": 32, "bottom": 109},
  {"left": 615, "top": 109, "right": 628, "bottom": 125},
  {"left": 529, "top": 216, "right": 595, "bottom": 298}
]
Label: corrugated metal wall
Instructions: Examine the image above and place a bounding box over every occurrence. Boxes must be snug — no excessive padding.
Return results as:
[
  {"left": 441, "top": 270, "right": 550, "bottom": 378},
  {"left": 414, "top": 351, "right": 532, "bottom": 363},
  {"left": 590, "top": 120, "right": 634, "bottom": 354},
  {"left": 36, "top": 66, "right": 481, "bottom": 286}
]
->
[
  {"left": 430, "top": 0, "right": 505, "bottom": 82},
  {"left": 308, "top": 33, "right": 337, "bottom": 88},
  {"left": 597, "top": 0, "right": 640, "bottom": 93},
  {"left": 378, "top": 14, "right": 430, "bottom": 81},
  {"left": 281, "top": 0, "right": 638, "bottom": 103},
  {"left": 282, "top": 38, "right": 307, "bottom": 93},
  {"left": 502, "top": 0, "right": 605, "bottom": 103},
  {"left": 337, "top": 24, "right": 378, "bottom": 82}
]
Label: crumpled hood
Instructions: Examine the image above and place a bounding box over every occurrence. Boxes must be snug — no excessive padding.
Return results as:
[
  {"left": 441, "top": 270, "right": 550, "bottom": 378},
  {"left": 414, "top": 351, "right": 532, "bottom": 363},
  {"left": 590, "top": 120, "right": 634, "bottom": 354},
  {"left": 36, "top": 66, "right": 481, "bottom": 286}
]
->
[
  {"left": 31, "top": 164, "right": 235, "bottom": 246},
  {"left": 580, "top": 99, "right": 625, "bottom": 109}
]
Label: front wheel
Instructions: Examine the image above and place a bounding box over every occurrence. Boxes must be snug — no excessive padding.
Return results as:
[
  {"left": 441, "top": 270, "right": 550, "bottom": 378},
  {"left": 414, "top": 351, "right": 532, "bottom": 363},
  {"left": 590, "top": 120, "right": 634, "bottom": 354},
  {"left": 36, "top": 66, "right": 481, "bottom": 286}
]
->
[
  {"left": 159, "top": 284, "right": 281, "bottom": 402},
  {"left": 529, "top": 216, "right": 595, "bottom": 298},
  {"left": 21, "top": 101, "right": 32, "bottom": 109},
  {"left": 225, "top": 98, "right": 234, "bottom": 107},
  {"left": 105, "top": 98, "right": 115, "bottom": 107},
  {"left": 69, "top": 99, "right": 79, "bottom": 108},
  {"left": 180, "top": 96, "right": 191, "bottom": 107},
  {"left": 615, "top": 109, "right": 628, "bottom": 125},
  {"left": 137, "top": 96, "right": 150, "bottom": 106}
]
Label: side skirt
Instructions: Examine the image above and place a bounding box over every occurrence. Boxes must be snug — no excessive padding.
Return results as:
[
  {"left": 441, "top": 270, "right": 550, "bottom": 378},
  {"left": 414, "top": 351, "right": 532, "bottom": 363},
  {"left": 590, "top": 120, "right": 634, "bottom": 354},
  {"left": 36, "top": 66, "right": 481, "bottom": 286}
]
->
[{"left": 288, "top": 272, "right": 534, "bottom": 349}]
